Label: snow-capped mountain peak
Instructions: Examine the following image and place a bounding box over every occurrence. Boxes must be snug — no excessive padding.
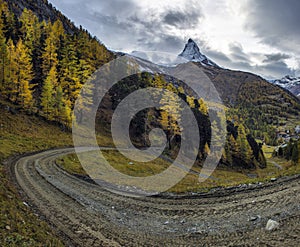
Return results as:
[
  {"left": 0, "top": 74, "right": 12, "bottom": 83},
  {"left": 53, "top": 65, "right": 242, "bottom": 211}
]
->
[
  {"left": 178, "top": 38, "right": 218, "bottom": 67},
  {"left": 270, "top": 75, "right": 300, "bottom": 97}
]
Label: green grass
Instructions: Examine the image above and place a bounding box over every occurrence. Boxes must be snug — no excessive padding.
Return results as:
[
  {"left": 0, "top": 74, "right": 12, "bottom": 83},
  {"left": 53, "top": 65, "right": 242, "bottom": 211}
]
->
[
  {"left": 0, "top": 100, "right": 72, "bottom": 246},
  {"left": 57, "top": 144, "right": 300, "bottom": 194},
  {"left": 56, "top": 151, "right": 172, "bottom": 178}
]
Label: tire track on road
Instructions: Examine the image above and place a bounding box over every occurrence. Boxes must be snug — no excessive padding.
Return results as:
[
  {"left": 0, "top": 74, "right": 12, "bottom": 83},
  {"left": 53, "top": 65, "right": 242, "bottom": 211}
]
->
[{"left": 8, "top": 148, "right": 300, "bottom": 246}]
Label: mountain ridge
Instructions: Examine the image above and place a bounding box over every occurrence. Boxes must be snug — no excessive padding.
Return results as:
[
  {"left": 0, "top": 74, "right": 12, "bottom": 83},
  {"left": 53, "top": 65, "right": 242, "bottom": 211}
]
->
[
  {"left": 270, "top": 75, "right": 300, "bottom": 98},
  {"left": 4, "top": 0, "right": 78, "bottom": 34}
]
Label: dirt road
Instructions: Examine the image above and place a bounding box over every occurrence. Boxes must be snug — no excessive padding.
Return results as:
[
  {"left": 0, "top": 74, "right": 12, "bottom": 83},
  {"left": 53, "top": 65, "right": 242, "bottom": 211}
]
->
[{"left": 7, "top": 148, "right": 300, "bottom": 246}]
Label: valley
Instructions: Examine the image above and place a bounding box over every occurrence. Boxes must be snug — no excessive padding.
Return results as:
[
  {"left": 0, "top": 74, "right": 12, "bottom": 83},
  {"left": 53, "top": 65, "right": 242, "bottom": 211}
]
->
[{"left": 0, "top": 0, "right": 299, "bottom": 246}]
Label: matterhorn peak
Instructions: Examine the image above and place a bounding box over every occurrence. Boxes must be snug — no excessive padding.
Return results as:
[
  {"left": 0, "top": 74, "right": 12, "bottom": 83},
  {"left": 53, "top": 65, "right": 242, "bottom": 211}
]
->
[{"left": 179, "top": 38, "right": 218, "bottom": 67}]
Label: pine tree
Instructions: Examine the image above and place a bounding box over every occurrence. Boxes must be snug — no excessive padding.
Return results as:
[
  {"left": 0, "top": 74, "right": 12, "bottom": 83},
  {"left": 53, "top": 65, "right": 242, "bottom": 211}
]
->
[
  {"left": 53, "top": 85, "right": 64, "bottom": 122},
  {"left": 77, "top": 59, "right": 92, "bottom": 84},
  {"left": 59, "top": 37, "right": 81, "bottom": 104},
  {"left": 236, "top": 124, "right": 253, "bottom": 163},
  {"left": 6, "top": 38, "right": 17, "bottom": 101},
  {"left": 1, "top": 3, "right": 18, "bottom": 41},
  {"left": 41, "top": 23, "right": 59, "bottom": 76},
  {"left": 159, "top": 84, "right": 182, "bottom": 149},
  {"left": 20, "top": 9, "right": 40, "bottom": 54},
  {"left": 75, "top": 80, "right": 94, "bottom": 124},
  {"left": 227, "top": 134, "right": 238, "bottom": 166},
  {"left": 20, "top": 8, "right": 43, "bottom": 81},
  {"left": 41, "top": 65, "right": 57, "bottom": 119},
  {"left": 186, "top": 96, "right": 195, "bottom": 108},
  {"left": 291, "top": 143, "right": 299, "bottom": 164},
  {"left": 60, "top": 100, "right": 72, "bottom": 128},
  {"left": 199, "top": 98, "right": 208, "bottom": 115},
  {"left": 224, "top": 136, "right": 232, "bottom": 165},
  {"left": 0, "top": 12, "right": 7, "bottom": 92},
  {"left": 18, "top": 41, "right": 34, "bottom": 107},
  {"left": 204, "top": 142, "right": 210, "bottom": 156}
]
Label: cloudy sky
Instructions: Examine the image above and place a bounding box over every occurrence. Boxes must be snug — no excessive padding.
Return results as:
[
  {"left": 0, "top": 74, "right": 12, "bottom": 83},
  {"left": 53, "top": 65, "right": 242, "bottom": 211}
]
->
[{"left": 49, "top": 0, "right": 300, "bottom": 79}]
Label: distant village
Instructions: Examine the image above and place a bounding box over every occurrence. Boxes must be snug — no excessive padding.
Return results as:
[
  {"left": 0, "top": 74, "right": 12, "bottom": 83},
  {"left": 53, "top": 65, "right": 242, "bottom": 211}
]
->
[
  {"left": 273, "top": 125, "right": 300, "bottom": 156},
  {"left": 276, "top": 125, "right": 300, "bottom": 143}
]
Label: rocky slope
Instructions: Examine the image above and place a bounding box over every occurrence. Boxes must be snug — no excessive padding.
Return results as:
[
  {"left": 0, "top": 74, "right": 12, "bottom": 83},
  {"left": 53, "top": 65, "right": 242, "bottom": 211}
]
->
[{"left": 4, "top": 0, "right": 77, "bottom": 33}]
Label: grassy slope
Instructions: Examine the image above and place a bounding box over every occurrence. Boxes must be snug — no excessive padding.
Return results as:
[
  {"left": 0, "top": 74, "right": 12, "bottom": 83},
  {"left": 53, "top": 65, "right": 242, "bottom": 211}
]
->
[
  {"left": 0, "top": 98, "right": 299, "bottom": 245},
  {"left": 0, "top": 100, "right": 72, "bottom": 246},
  {"left": 57, "top": 146, "right": 300, "bottom": 194}
]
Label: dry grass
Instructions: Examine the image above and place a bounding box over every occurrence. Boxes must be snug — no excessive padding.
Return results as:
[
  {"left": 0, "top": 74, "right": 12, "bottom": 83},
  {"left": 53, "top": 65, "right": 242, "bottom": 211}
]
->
[
  {"left": 57, "top": 143, "right": 300, "bottom": 194},
  {"left": 0, "top": 100, "right": 71, "bottom": 246}
]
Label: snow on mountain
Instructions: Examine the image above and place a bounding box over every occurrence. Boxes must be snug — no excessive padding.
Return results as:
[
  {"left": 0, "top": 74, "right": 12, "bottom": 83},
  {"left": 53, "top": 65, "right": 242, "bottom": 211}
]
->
[
  {"left": 128, "top": 38, "right": 218, "bottom": 68},
  {"left": 130, "top": 50, "right": 187, "bottom": 67},
  {"left": 178, "top": 38, "right": 218, "bottom": 67},
  {"left": 270, "top": 75, "right": 300, "bottom": 97}
]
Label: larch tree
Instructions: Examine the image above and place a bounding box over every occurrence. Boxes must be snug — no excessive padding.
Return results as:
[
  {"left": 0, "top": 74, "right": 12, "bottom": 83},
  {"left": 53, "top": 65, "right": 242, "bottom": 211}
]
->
[
  {"left": 15, "top": 39, "right": 34, "bottom": 108},
  {"left": 41, "top": 20, "right": 64, "bottom": 76},
  {"left": 0, "top": 12, "right": 7, "bottom": 92},
  {"left": 53, "top": 85, "right": 64, "bottom": 122},
  {"left": 41, "top": 65, "right": 57, "bottom": 119},
  {"left": 227, "top": 134, "right": 238, "bottom": 166},
  {"left": 20, "top": 9, "right": 40, "bottom": 53},
  {"left": 159, "top": 83, "right": 182, "bottom": 149},
  {"left": 199, "top": 98, "right": 208, "bottom": 115},
  {"left": 20, "top": 8, "right": 43, "bottom": 80},
  {"left": 291, "top": 142, "right": 299, "bottom": 164},
  {"left": 236, "top": 124, "right": 253, "bottom": 164},
  {"left": 59, "top": 37, "right": 81, "bottom": 104},
  {"left": 6, "top": 38, "right": 18, "bottom": 101}
]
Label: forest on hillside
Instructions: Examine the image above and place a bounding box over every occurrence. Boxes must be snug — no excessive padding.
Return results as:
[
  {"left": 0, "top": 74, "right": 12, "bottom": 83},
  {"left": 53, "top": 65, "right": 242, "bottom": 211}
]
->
[
  {"left": 0, "top": 0, "right": 298, "bottom": 169},
  {"left": 0, "top": 0, "right": 113, "bottom": 127},
  {"left": 0, "top": 0, "right": 271, "bottom": 170}
]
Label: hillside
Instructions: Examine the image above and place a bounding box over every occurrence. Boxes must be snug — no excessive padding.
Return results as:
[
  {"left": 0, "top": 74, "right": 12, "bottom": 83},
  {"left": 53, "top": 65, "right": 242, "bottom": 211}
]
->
[
  {"left": 0, "top": 0, "right": 298, "bottom": 246},
  {"left": 194, "top": 59, "right": 300, "bottom": 144},
  {"left": 4, "top": 0, "right": 77, "bottom": 33},
  {"left": 270, "top": 75, "right": 300, "bottom": 98},
  {"left": 0, "top": 0, "right": 114, "bottom": 129},
  {"left": 0, "top": 1, "right": 112, "bottom": 245},
  {"left": 171, "top": 39, "right": 300, "bottom": 144},
  {"left": 0, "top": 98, "right": 72, "bottom": 246}
]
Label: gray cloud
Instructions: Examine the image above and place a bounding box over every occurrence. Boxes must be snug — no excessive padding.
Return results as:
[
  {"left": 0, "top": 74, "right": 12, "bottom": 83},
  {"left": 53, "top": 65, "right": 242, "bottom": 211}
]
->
[
  {"left": 258, "top": 61, "right": 295, "bottom": 78},
  {"left": 49, "top": 0, "right": 298, "bottom": 78},
  {"left": 204, "top": 49, "right": 232, "bottom": 63},
  {"left": 221, "top": 60, "right": 294, "bottom": 79},
  {"left": 228, "top": 43, "right": 251, "bottom": 63},
  {"left": 50, "top": 0, "right": 201, "bottom": 53},
  {"left": 263, "top": 53, "right": 291, "bottom": 63},
  {"left": 163, "top": 9, "right": 203, "bottom": 29},
  {"left": 243, "top": 0, "right": 300, "bottom": 53},
  {"left": 137, "top": 35, "right": 184, "bottom": 53},
  {"left": 204, "top": 43, "right": 294, "bottom": 79}
]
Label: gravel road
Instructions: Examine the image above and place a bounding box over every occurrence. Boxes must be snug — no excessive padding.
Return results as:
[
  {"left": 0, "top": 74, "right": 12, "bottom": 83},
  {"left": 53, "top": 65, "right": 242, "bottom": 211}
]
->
[{"left": 7, "top": 148, "right": 300, "bottom": 246}]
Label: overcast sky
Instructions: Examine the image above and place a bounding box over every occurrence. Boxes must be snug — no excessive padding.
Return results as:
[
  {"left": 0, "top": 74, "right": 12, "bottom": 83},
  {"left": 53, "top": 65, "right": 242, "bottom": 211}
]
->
[{"left": 49, "top": 0, "right": 300, "bottom": 79}]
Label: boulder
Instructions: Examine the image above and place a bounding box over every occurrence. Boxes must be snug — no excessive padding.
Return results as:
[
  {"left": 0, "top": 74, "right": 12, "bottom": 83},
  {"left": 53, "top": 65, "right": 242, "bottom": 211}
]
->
[{"left": 266, "top": 219, "right": 279, "bottom": 231}]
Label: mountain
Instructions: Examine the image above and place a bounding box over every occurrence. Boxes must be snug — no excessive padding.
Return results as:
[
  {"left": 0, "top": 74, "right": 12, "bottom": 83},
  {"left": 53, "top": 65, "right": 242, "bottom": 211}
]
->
[
  {"left": 0, "top": 0, "right": 298, "bottom": 168},
  {"left": 270, "top": 75, "right": 300, "bottom": 98},
  {"left": 199, "top": 61, "right": 300, "bottom": 131},
  {"left": 4, "top": 0, "right": 78, "bottom": 34},
  {"left": 179, "top": 38, "right": 218, "bottom": 67},
  {"left": 176, "top": 40, "right": 300, "bottom": 145},
  {"left": 0, "top": 0, "right": 114, "bottom": 128}
]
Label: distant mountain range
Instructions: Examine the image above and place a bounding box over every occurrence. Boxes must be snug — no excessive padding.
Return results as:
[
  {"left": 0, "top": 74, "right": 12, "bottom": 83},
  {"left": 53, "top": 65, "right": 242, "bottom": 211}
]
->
[
  {"left": 178, "top": 39, "right": 300, "bottom": 101},
  {"left": 270, "top": 75, "right": 300, "bottom": 98}
]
